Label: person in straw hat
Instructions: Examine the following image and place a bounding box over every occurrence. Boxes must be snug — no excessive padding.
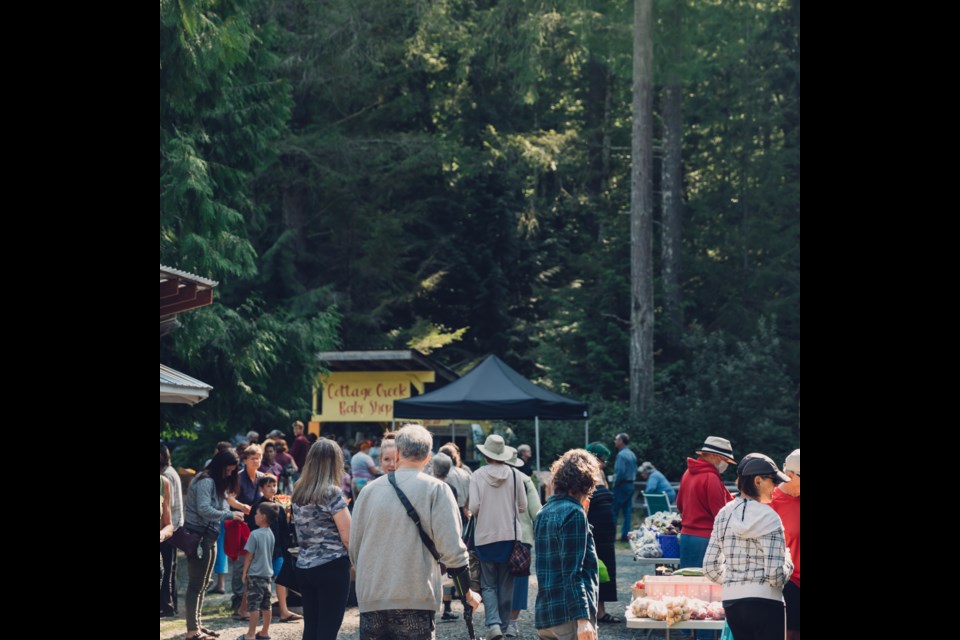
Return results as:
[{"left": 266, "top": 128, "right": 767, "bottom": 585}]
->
[
  {"left": 468, "top": 434, "right": 528, "bottom": 640},
  {"left": 675, "top": 436, "right": 736, "bottom": 570},
  {"left": 503, "top": 448, "right": 542, "bottom": 637}
]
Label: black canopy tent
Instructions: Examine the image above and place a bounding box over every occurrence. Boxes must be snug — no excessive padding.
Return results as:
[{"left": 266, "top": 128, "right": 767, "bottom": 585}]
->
[{"left": 393, "top": 355, "right": 589, "bottom": 471}]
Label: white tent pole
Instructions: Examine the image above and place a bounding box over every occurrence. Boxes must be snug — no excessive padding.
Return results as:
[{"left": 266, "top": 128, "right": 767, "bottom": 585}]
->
[{"left": 535, "top": 416, "right": 541, "bottom": 472}]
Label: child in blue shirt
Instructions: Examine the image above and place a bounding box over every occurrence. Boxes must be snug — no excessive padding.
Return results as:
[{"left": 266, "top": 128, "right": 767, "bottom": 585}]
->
[{"left": 241, "top": 502, "right": 278, "bottom": 640}]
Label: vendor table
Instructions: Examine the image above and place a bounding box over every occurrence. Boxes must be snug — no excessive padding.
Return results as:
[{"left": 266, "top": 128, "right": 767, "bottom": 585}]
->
[
  {"left": 632, "top": 557, "right": 681, "bottom": 575},
  {"left": 626, "top": 613, "right": 724, "bottom": 639}
]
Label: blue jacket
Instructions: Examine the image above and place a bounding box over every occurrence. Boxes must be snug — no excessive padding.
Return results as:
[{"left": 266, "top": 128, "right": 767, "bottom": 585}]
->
[
  {"left": 613, "top": 447, "right": 637, "bottom": 500},
  {"left": 644, "top": 470, "right": 676, "bottom": 502}
]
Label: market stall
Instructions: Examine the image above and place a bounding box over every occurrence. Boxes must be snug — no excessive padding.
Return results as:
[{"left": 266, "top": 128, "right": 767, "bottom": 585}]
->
[
  {"left": 626, "top": 576, "right": 726, "bottom": 640},
  {"left": 625, "top": 614, "right": 724, "bottom": 640},
  {"left": 393, "top": 354, "right": 589, "bottom": 471},
  {"left": 633, "top": 557, "right": 680, "bottom": 575}
]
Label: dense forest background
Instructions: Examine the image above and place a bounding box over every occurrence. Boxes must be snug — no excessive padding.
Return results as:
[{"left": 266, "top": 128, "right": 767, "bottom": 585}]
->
[{"left": 160, "top": 0, "right": 799, "bottom": 476}]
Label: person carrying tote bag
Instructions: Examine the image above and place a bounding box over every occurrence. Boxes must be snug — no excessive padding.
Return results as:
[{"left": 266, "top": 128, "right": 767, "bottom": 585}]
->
[
  {"left": 468, "top": 435, "right": 527, "bottom": 640},
  {"left": 504, "top": 451, "right": 542, "bottom": 637},
  {"left": 181, "top": 451, "right": 245, "bottom": 640}
]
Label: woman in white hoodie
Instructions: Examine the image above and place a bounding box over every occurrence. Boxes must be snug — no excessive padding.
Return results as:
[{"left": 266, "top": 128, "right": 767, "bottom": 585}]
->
[{"left": 704, "top": 454, "right": 794, "bottom": 640}]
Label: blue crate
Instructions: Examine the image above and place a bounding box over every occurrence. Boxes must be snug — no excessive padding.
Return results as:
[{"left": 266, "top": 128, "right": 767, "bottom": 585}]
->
[{"left": 657, "top": 533, "right": 680, "bottom": 558}]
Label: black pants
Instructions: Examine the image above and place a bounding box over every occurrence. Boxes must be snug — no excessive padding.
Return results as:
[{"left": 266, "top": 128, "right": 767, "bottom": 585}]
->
[
  {"left": 159, "top": 539, "right": 178, "bottom": 613},
  {"left": 783, "top": 581, "right": 800, "bottom": 631},
  {"left": 725, "top": 599, "right": 785, "bottom": 640},
  {"left": 185, "top": 529, "right": 219, "bottom": 634},
  {"left": 296, "top": 555, "right": 351, "bottom": 640}
]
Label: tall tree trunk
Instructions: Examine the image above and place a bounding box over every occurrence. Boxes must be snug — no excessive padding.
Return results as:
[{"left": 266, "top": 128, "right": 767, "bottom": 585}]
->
[
  {"left": 586, "top": 56, "right": 608, "bottom": 198},
  {"left": 661, "top": 2, "right": 684, "bottom": 348},
  {"left": 586, "top": 56, "right": 607, "bottom": 241},
  {"left": 630, "top": 0, "right": 654, "bottom": 415},
  {"left": 601, "top": 63, "right": 613, "bottom": 233},
  {"left": 586, "top": 56, "right": 614, "bottom": 242}
]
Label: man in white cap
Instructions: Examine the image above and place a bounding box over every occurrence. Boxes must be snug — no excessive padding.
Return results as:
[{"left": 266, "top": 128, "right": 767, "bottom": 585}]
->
[
  {"left": 675, "top": 436, "right": 735, "bottom": 569},
  {"left": 770, "top": 449, "right": 800, "bottom": 640},
  {"left": 469, "top": 434, "right": 527, "bottom": 640}
]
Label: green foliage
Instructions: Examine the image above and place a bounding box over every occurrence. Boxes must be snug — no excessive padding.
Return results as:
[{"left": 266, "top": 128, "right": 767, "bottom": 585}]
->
[
  {"left": 160, "top": 0, "right": 800, "bottom": 464},
  {"left": 159, "top": 300, "right": 341, "bottom": 461},
  {"left": 160, "top": 0, "right": 291, "bottom": 278},
  {"left": 398, "top": 320, "right": 468, "bottom": 355},
  {"left": 517, "top": 316, "right": 797, "bottom": 477},
  {"left": 638, "top": 317, "right": 798, "bottom": 480},
  {"left": 682, "top": 0, "right": 801, "bottom": 379},
  {"left": 504, "top": 400, "right": 639, "bottom": 472},
  {"left": 160, "top": 0, "right": 341, "bottom": 456}
]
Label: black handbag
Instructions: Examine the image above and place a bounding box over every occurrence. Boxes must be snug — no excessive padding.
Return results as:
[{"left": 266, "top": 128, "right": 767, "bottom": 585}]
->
[
  {"left": 170, "top": 526, "right": 203, "bottom": 559},
  {"left": 275, "top": 548, "right": 300, "bottom": 593},
  {"left": 462, "top": 515, "right": 476, "bottom": 550},
  {"left": 276, "top": 507, "right": 301, "bottom": 593},
  {"left": 508, "top": 470, "right": 531, "bottom": 576}
]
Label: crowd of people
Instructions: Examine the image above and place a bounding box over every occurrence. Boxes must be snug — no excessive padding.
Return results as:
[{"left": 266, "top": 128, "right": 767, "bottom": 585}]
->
[{"left": 160, "top": 428, "right": 799, "bottom": 640}]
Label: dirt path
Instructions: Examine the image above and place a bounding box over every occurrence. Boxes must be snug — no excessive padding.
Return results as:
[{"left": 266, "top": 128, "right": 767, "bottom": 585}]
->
[{"left": 161, "top": 544, "right": 666, "bottom": 640}]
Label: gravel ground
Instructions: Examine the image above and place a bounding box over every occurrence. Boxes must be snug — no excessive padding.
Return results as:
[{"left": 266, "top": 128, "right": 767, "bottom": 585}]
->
[{"left": 161, "top": 542, "right": 673, "bottom": 640}]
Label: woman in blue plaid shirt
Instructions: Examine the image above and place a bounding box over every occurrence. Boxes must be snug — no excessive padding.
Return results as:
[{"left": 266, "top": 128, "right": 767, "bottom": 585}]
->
[{"left": 534, "top": 450, "right": 601, "bottom": 640}]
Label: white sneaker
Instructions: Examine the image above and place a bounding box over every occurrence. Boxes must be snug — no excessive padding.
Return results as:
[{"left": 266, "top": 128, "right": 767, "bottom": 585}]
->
[
  {"left": 505, "top": 620, "right": 519, "bottom": 637},
  {"left": 487, "top": 624, "right": 504, "bottom": 640}
]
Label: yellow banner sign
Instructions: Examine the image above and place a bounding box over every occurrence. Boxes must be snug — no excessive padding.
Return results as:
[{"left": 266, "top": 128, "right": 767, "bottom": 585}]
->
[{"left": 314, "top": 371, "right": 434, "bottom": 422}]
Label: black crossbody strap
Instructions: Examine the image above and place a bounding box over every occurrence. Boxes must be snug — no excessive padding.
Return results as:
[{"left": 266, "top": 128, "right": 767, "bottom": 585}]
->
[{"left": 388, "top": 472, "right": 441, "bottom": 562}]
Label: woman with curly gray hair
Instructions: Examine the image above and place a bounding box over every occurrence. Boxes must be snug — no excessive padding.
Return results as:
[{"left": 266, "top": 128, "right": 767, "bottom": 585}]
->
[{"left": 534, "top": 449, "right": 601, "bottom": 640}]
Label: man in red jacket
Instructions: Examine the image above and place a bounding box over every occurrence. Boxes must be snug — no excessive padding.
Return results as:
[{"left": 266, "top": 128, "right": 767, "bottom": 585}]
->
[
  {"left": 771, "top": 449, "right": 800, "bottom": 640},
  {"left": 675, "top": 436, "right": 735, "bottom": 569}
]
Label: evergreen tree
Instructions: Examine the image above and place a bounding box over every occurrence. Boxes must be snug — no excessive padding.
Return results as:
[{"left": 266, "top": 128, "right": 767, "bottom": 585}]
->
[{"left": 160, "top": 0, "right": 340, "bottom": 451}]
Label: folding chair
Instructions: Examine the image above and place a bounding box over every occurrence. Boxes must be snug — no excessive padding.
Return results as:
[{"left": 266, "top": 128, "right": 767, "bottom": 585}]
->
[{"left": 643, "top": 492, "right": 672, "bottom": 516}]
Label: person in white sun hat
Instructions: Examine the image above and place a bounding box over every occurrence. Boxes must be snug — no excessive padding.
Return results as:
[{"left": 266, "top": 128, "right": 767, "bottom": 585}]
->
[
  {"left": 469, "top": 435, "right": 527, "bottom": 640},
  {"left": 676, "top": 436, "right": 736, "bottom": 570}
]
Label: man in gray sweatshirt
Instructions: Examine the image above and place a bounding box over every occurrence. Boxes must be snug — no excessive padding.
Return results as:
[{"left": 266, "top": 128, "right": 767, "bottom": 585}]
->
[{"left": 351, "top": 424, "right": 481, "bottom": 640}]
